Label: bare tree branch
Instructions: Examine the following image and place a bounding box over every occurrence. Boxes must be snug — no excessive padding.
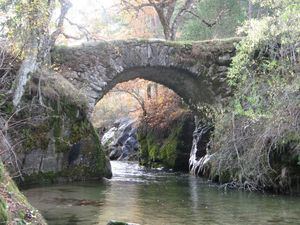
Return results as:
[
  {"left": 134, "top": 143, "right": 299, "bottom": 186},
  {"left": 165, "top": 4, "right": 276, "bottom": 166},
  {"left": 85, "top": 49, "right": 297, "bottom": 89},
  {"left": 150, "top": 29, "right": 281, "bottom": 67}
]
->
[
  {"left": 170, "top": 0, "right": 195, "bottom": 40},
  {"left": 49, "top": 0, "right": 72, "bottom": 47},
  {"left": 187, "top": 8, "right": 230, "bottom": 28},
  {"left": 61, "top": 32, "right": 83, "bottom": 40},
  {"left": 64, "top": 17, "right": 94, "bottom": 41},
  {"left": 13, "top": 0, "right": 72, "bottom": 107},
  {"left": 119, "top": 0, "right": 195, "bottom": 40},
  {"left": 111, "top": 87, "right": 147, "bottom": 117}
]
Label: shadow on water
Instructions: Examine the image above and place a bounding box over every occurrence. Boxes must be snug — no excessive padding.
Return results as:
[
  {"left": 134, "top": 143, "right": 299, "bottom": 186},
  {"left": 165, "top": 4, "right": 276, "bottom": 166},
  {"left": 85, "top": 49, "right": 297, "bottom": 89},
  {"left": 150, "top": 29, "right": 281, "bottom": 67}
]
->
[{"left": 23, "top": 161, "right": 300, "bottom": 225}]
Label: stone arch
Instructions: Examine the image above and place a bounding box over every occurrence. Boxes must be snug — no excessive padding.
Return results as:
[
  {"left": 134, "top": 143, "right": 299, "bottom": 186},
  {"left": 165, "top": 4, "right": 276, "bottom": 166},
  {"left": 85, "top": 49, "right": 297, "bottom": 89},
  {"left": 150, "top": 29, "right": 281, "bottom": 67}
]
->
[
  {"left": 95, "top": 66, "right": 216, "bottom": 109},
  {"left": 51, "top": 39, "right": 239, "bottom": 117}
]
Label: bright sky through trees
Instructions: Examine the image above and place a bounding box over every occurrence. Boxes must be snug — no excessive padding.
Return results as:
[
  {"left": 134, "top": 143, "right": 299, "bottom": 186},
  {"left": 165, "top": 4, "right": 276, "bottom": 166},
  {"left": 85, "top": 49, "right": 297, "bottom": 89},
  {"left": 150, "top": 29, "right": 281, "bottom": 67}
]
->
[{"left": 59, "top": 0, "right": 118, "bottom": 44}]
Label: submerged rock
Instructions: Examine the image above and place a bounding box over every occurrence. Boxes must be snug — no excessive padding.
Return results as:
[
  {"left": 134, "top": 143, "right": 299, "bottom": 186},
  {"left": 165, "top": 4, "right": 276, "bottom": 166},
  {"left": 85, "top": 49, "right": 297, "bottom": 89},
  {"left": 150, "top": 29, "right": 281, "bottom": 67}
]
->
[
  {"left": 101, "top": 118, "right": 139, "bottom": 161},
  {"left": 107, "top": 220, "right": 140, "bottom": 225}
]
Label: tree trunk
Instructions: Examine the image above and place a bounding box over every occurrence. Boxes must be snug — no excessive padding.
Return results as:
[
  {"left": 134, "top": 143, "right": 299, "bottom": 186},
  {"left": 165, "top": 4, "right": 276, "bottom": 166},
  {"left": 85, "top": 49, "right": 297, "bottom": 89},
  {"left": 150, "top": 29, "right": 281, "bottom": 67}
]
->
[
  {"left": 170, "top": 0, "right": 195, "bottom": 41},
  {"left": 12, "top": 0, "right": 71, "bottom": 107},
  {"left": 12, "top": 42, "right": 38, "bottom": 107},
  {"left": 153, "top": 5, "right": 172, "bottom": 40}
]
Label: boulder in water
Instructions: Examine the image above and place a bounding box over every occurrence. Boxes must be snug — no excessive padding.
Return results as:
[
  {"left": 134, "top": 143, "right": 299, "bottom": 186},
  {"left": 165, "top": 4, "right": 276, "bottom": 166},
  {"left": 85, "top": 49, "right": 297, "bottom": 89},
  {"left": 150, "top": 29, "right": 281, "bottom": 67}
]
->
[
  {"left": 102, "top": 118, "right": 139, "bottom": 160},
  {"left": 107, "top": 220, "right": 140, "bottom": 225}
]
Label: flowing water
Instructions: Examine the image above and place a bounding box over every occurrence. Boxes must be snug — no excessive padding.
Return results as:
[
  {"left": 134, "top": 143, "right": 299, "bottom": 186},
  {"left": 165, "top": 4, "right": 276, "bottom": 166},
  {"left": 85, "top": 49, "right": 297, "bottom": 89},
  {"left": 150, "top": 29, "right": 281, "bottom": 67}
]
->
[{"left": 23, "top": 161, "right": 300, "bottom": 225}]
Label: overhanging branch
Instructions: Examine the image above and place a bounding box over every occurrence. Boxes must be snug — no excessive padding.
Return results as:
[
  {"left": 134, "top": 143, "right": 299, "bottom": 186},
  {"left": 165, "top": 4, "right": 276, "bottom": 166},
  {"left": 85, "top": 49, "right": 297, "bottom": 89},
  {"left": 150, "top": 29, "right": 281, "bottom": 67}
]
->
[{"left": 187, "top": 8, "right": 230, "bottom": 28}]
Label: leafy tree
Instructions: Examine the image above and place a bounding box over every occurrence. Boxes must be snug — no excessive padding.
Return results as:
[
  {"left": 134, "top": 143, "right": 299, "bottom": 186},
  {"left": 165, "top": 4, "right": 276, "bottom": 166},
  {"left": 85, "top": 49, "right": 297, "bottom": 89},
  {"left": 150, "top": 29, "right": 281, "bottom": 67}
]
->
[
  {"left": 180, "top": 0, "right": 249, "bottom": 40},
  {"left": 120, "top": 0, "right": 196, "bottom": 40},
  {"left": 0, "top": 0, "right": 72, "bottom": 107},
  {"left": 210, "top": 0, "right": 300, "bottom": 192}
]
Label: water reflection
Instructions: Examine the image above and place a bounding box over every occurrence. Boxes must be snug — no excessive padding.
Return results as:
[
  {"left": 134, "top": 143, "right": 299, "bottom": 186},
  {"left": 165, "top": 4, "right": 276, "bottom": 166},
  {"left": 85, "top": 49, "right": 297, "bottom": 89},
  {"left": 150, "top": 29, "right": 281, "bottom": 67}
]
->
[{"left": 23, "top": 161, "right": 300, "bottom": 225}]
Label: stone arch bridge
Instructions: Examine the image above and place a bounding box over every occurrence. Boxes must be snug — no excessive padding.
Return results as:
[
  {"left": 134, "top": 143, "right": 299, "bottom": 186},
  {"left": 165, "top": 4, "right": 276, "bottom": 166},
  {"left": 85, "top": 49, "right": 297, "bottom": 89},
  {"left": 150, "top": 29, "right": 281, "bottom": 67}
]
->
[{"left": 51, "top": 38, "right": 240, "bottom": 116}]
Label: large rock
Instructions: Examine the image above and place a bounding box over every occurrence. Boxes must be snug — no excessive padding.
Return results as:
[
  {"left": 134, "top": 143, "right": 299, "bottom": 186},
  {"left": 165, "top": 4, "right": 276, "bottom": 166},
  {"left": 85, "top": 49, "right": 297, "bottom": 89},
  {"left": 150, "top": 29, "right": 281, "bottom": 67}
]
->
[
  {"left": 138, "top": 112, "right": 195, "bottom": 171},
  {"left": 101, "top": 118, "right": 139, "bottom": 160},
  {"left": 107, "top": 220, "right": 140, "bottom": 225},
  {"left": 3, "top": 72, "right": 112, "bottom": 186}
]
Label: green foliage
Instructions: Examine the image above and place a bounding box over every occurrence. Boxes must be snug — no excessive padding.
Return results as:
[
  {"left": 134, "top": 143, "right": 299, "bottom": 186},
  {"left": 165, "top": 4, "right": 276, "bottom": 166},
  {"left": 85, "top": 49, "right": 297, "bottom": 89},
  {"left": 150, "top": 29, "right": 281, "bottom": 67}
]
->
[
  {"left": 138, "top": 134, "right": 149, "bottom": 165},
  {"left": 211, "top": 0, "right": 300, "bottom": 192},
  {"left": 0, "top": 197, "right": 8, "bottom": 225},
  {"left": 0, "top": 165, "right": 8, "bottom": 225},
  {"left": 145, "top": 134, "right": 160, "bottom": 162},
  {"left": 227, "top": 0, "right": 299, "bottom": 119},
  {"left": 180, "top": 0, "right": 248, "bottom": 41},
  {"left": 1, "top": 0, "right": 54, "bottom": 54},
  {"left": 0, "top": 101, "right": 14, "bottom": 115}
]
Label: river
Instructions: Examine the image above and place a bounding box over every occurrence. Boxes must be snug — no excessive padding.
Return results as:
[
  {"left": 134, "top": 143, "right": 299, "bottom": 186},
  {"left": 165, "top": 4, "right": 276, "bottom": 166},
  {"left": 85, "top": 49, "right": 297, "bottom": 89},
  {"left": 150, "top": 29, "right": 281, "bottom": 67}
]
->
[{"left": 23, "top": 161, "right": 300, "bottom": 225}]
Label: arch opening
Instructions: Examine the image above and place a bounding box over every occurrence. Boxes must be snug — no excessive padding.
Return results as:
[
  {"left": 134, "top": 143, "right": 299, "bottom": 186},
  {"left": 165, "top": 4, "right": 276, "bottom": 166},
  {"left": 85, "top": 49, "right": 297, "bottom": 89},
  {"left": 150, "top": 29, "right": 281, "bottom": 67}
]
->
[
  {"left": 93, "top": 66, "right": 217, "bottom": 110},
  {"left": 89, "top": 66, "right": 216, "bottom": 173},
  {"left": 92, "top": 78, "right": 188, "bottom": 128},
  {"left": 92, "top": 77, "right": 195, "bottom": 171}
]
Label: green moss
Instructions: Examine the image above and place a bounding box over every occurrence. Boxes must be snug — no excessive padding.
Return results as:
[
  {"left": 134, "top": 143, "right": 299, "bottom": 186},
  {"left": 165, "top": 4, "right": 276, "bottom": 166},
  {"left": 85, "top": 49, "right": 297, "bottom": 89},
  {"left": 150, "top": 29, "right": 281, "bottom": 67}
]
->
[
  {"left": 161, "top": 137, "right": 179, "bottom": 168},
  {"left": 145, "top": 133, "right": 159, "bottom": 161},
  {"left": 21, "top": 171, "right": 58, "bottom": 186},
  {"left": 54, "top": 137, "right": 69, "bottom": 152},
  {"left": 1, "top": 101, "right": 14, "bottom": 115},
  {"left": 0, "top": 161, "right": 46, "bottom": 224},
  {"left": 20, "top": 165, "right": 100, "bottom": 187},
  {"left": 148, "top": 144, "right": 160, "bottom": 161},
  {"left": 17, "top": 210, "right": 26, "bottom": 220},
  {"left": 0, "top": 197, "right": 8, "bottom": 225},
  {"left": 138, "top": 121, "right": 186, "bottom": 169},
  {"left": 48, "top": 98, "right": 88, "bottom": 153},
  {"left": 0, "top": 163, "right": 4, "bottom": 183},
  {"left": 69, "top": 120, "right": 90, "bottom": 144},
  {"left": 14, "top": 86, "right": 110, "bottom": 183},
  {"left": 22, "top": 125, "right": 50, "bottom": 151},
  {"left": 138, "top": 132, "right": 161, "bottom": 167},
  {"left": 138, "top": 134, "right": 149, "bottom": 166},
  {"left": 91, "top": 127, "right": 110, "bottom": 177},
  {"left": 52, "top": 116, "right": 62, "bottom": 138}
]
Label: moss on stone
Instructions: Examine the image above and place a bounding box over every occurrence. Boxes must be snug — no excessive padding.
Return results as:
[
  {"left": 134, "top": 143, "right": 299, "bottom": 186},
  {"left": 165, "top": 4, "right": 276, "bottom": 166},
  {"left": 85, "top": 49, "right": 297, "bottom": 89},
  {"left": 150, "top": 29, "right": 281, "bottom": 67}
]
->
[
  {"left": 0, "top": 197, "right": 8, "bottom": 225},
  {"left": 21, "top": 171, "right": 58, "bottom": 186},
  {"left": 0, "top": 163, "right": 4, "bottom": 183},
  {"left": 17, "top": 127, "right": 111, "bottom": 186},
  {"left": 10, "top": 72, "right": 111, "bottom": 187},
  {"left": 0, "top": 161, "right": 46, "bottom": 224},
  {"left": 138, "top": 134, "right": 149, "bottom": 166},
  {"left": 91, "top": 127, "right": 111, "bottom": 178},
  {"left": 138, "top": 114, "right": 193, "bottom": 171},
  {"left": 22, "top": 125, "right": 50, "bottom": 151},
  {"left": 21, "top": 165, "right": 102, "bottom": 187},
  {"left": 161, "top": 132, "right": 180, "bottom": 168}
]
